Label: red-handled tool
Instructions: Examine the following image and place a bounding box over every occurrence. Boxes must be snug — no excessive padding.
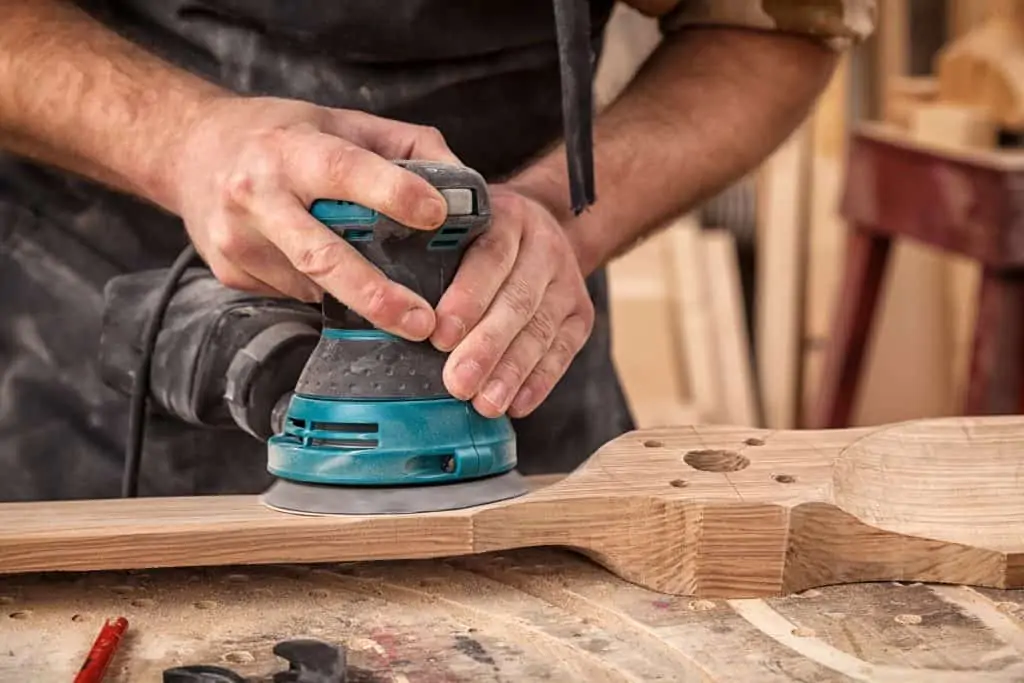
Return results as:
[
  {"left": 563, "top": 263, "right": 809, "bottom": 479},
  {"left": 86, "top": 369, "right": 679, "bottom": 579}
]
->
[{"left": 74, "top": 616, "right": 128, "bottom": 683}]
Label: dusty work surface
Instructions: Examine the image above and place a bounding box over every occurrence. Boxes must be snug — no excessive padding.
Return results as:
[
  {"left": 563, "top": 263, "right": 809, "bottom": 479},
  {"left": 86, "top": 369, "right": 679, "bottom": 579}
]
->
[{"left": 3, "top": 549, "right": 1024, "bottom": 682}]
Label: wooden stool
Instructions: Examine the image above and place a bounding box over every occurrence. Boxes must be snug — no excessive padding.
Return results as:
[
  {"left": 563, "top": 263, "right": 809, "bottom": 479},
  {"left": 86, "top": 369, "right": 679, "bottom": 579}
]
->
[{"left": 812, "top": 123, "right": 1024, "bottom": 428}]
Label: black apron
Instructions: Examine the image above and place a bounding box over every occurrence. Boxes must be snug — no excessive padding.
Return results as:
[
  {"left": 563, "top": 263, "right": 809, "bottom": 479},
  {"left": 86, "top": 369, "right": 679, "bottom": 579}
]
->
[{"left": 0, "top": 0, "right": 635, "bottom": 500}]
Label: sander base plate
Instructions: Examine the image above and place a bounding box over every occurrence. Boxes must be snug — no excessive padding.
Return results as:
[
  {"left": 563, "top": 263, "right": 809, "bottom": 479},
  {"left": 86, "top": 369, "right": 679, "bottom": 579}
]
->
[{"left": 260, "top": 470, "right": 530, "bottom": 516}]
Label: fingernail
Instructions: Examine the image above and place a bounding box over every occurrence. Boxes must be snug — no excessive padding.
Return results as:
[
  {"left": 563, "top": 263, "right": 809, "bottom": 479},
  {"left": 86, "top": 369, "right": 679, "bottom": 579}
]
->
[
  {"left": 432, "top": 315, "right": 465, "bottom": 350},
  {"left": 401, "top": 307, "right": 434, "bottom": 339},
  {"left": 452, "top": 359, "right": 483, "bottom": 394},
  {"left": 510, "top": 387, "right": 533, "bottom": 415},
  {"left": 416, "top": 196, "right": 446, "bottom": 226},
  {"left": 482, "top": 379, "right": 510, "bottom": 410}
]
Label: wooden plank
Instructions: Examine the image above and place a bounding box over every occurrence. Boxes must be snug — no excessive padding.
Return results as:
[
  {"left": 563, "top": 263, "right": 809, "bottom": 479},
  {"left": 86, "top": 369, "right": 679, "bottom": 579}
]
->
[
  {"left": 665, "top": 216, "right": 723, "bottom": 423},
  {"left": 801, "top": 54, "right": 851, "bottom": 424},
  {"left": 756, "top": 126, "right": 810, "bottom": 429},
  {"left": 702, "top": 228, "right": 759, "bottom": 426},
  {"left": 7, "top": 549, "right": 1024, "bottom": 681},
  {"left": 2, "top": 416, "right": 1024, "bottom": 599},
  {"left": 607, "top": 227, "right": 698, "bottom": 428}
]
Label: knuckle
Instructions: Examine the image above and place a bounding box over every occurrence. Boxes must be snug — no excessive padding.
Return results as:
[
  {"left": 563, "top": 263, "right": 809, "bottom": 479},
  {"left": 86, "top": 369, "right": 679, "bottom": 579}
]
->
[
  {"left": 499, "top": 276, "right": 536, "bottom": 321},
  {"left": 552, "top": 323, "right": 586, "bottom": 360},
  {"left": 472, "top": 231, "right": 513, "bottom": 270},
  {"left": 293, "top": 240, "right": 346, "bottom": 279},
  {"left": 323, "top": 144, "right": 357, "bottom": 191},
  {"left": 208, "top": 223, "right": 244, "bottom": 257},
  {"left": 525, "top": 308, "right": 558, "bottom": 343},
  {"left": 222, "top": 170, "right": 257, "bottom": 208},
  {"left": 493, "top": 356, "right": 527, "bottom": 385},
  {"left": 358, "top": 279, "right": 405, "bottom": 325},
  {"left": 418, "top": 124, "right": 446, "bottom": 146},
  {"left": 473, "top": 327, "right": 506, "bottom": 362}
]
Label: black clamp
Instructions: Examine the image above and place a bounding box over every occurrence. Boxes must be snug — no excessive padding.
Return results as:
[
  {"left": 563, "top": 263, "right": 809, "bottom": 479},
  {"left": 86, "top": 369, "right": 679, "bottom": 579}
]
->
[{"left": 163, "top": 639, "right": 347, "bottom": 683}]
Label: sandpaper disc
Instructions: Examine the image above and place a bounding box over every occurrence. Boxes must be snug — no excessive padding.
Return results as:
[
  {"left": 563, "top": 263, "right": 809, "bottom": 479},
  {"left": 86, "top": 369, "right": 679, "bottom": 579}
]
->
[{"left": 259, "top": 470, "right": 530, "bottom": 516}]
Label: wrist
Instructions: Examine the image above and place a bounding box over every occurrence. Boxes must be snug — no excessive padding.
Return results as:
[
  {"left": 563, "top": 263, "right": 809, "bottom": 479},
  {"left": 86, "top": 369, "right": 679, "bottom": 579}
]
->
[{"left": 140, "top": 85, "right": 229, "bottom": 214}]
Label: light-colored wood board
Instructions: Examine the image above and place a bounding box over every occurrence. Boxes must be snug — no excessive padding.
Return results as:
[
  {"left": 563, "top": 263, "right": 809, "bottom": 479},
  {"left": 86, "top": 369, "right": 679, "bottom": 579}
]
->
[
  {"left": 8, "top": 549, "right": 1024, "bottom": 681},
  {"left": 756, "top": 126, "right": 810, "bottom": 430},
  {"left": 801, "top": 54, "right": 851, "bottom": 424},
  {"left": 3, "top": 416, "right": 1024, "bottom": 600},
  {"left": 607, "top": 227, "right": 694, "bottom": 428},
  {"left": 877, "top": 0, "right": 909, "bottom": 119},
  {"left": 666, "top": 216, "right": 724, "bottom": 423},
  {"left": 702, "top": 228, "right": 759, "bottom": 426}
]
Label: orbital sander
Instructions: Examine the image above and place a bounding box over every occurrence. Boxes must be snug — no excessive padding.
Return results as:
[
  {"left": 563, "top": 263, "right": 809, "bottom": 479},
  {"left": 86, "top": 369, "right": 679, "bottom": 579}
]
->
[
  {"left": 261, "top": 160, "right": 528, "bottom": 515},
  {"left": 99, "top": 160, "right": 527, "bottom": 514}
]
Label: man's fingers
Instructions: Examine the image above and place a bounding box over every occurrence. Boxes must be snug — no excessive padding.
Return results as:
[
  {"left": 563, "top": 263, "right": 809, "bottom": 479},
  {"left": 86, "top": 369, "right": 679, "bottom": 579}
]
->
[
  {"left": 328, "top": 109, "right": 462, "bottom": 164},
  {"left": 255, "top": 193, "right": 437, "bottom": 340},
  {"left": 470, "top": 290, "right": 574, "bottom": 418},
  {"left": 442, "top": 233, "right": 554, "bottom": 401},
  {"left": 284, "top": 131, "right": 448, "bottom": 230},
  {"left": 431, "top": 216, "right": 520, "bottom": 352},
  {"left": 507, "top": 313, "right": 591, "bottom": 419}
]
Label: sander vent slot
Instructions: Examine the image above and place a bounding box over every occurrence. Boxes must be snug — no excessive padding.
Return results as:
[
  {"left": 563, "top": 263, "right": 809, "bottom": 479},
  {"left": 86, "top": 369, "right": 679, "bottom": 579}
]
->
[
  {"left": 310, "top": 438, "right": 380, "bottom": 449},
  {"left": 311, "top": 421, "right": 378, "bottom": 433}
]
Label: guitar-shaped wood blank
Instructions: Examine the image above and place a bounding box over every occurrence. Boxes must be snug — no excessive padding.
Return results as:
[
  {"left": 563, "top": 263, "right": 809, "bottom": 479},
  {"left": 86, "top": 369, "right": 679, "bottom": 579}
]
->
[{"left": 1, "top": 415, "right": 1022, "bottom": 598}]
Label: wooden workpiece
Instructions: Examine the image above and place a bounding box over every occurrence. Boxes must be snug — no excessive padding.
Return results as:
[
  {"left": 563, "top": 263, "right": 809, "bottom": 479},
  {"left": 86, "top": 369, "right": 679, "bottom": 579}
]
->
[
  {"left": 6, "top": 549, "right": 1024, "bottom": 681},
  {"left": 2, "top": 415, "right": 1024, "bottom": 603}
]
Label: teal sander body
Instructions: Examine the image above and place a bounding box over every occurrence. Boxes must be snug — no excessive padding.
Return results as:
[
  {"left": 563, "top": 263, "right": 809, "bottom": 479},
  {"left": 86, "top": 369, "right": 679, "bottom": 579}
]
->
[{"left": 262, "top": 160, "right": 529, "bottom": 515}]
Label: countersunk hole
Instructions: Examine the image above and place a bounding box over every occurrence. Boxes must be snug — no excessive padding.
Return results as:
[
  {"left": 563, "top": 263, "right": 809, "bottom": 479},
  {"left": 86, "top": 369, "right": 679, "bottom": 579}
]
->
[
  {"left": 684, "top": 449, "right": 749, "bottom": 472},
  {"left": 8, "top": 610, "right": 31, "bottom": 620},
  {"left": 669, "top": 479, "right": 689, "bottom": 488},
  {"left": 773, "top": 474, "right": 796, "bottom": 484},
  {"left": 643, "top": 439, "right": 663, "bottom": 448},
  {"left": 71, "top": 614, "right": 87, "bottom": 622},
  {"left": 744, "top": 437, "right": 765, "bottom": 446}
]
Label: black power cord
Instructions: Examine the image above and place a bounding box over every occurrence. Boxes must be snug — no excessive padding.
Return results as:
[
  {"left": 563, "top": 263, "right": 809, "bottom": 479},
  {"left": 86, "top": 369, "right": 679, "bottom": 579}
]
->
[{"left": 121, "top": 243, "right": 198, "bottom": 498}]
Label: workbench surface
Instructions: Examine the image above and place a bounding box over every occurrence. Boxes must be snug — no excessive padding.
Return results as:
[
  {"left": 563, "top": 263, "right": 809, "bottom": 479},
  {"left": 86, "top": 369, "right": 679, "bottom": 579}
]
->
[{"left": 3, "top": 548, "right": 1023, "bottom": 681}]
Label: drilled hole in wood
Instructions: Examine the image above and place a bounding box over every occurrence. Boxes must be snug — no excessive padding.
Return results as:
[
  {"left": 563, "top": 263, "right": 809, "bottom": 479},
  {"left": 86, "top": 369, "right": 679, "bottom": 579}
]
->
[
  {"left": 643, "top": 439, "right": 663, "bottom": 448},
  {"left": 773, "top": 474, "right": 796, "bottom": 484},
  {"left": 669, "top": 479, "right": 689, "bottom": 488},
  {"left": 744, "top": 438, "right": 765, "bottom": 446},
  {"left": 683, "top": 449, "right": 749, "bottom": 472},
  {"left": 8, "top": 610, "right": 30, "bottom": 620},
  {"left": 71, "top": 614, "right": 86, "bottom": 622}
]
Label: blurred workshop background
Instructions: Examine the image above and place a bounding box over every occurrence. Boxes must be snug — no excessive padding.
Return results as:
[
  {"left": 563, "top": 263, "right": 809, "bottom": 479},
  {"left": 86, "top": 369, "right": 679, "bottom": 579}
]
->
[{"left": 599, "top": 0, "right": 1024, "bottom": 431}]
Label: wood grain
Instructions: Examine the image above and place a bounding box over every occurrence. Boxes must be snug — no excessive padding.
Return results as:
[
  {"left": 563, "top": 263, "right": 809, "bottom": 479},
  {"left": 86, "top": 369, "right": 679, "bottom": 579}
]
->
[
  {"left": 3, "top": 416, "right": 1024, "bottom": 599},
  {"left": 9, "top": 549, "right": 1024, "bottom": 681}
]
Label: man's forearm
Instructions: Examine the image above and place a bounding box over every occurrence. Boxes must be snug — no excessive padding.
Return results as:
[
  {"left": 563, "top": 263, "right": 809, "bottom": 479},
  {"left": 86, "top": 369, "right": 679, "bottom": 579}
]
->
[
  {"left": 509, "top": 27, "right": 838, "bottom": 276},
  {"left": 0, "top": 0, "right": 225, "bottom": 212}
]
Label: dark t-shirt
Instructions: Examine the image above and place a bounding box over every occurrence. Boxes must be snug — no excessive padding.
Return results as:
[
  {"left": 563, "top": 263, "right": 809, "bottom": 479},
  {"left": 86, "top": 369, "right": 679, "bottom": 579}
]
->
[{"left": 0, "top": 0, "right": 635, "bottom": 500}]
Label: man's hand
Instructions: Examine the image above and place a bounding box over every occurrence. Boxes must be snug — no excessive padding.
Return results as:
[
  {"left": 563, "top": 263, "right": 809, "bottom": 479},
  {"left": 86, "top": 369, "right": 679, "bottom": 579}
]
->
[
  {"left": 175, "top": 96, "right": 462, "bottom": 341},
  {"left": 430, "top": 188, "right": 594, "bottom": 418}
]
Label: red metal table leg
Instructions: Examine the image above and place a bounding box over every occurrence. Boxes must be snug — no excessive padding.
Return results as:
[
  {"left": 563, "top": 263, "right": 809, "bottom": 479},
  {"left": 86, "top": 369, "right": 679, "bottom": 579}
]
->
[{"left": 965, "top": 269, "right": 1024, "bottom": 415}]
